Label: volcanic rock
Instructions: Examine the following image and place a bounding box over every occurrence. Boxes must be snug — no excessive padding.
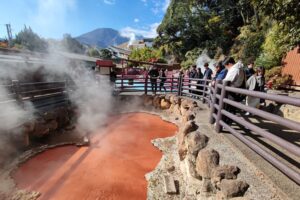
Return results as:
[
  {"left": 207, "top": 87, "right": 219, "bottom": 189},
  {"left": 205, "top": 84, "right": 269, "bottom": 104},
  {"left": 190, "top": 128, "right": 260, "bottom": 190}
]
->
[
  {"left": 182, "top": 121, "right": 198, "bottom": 136},
  {"left": 161, "top": 99, "right": 171, "bottom": 110},
  {"left": 186, "top": 132, "right": 209, "bottom": 156},
  {"left": 212, "top": 165, "right": 240, "bottom": 184},
  {"left": 196, "top": 149, "right": 220, "bottom": 179},
  {"left": 218, "top": 179, "right": 249, "bottom": 198}
]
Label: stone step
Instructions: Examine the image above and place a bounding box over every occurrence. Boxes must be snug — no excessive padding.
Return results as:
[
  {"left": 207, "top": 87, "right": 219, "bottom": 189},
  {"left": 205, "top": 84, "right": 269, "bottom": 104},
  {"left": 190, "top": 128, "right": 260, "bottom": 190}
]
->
[{"left": 163, "top": 175, "right": 177, "bottom": 194}]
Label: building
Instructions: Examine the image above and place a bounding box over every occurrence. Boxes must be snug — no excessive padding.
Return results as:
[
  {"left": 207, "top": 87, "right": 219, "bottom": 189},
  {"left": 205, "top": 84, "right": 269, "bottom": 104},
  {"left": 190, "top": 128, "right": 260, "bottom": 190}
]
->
[{"left": 282, "top": 46, "right": 300, "bottom": 85}]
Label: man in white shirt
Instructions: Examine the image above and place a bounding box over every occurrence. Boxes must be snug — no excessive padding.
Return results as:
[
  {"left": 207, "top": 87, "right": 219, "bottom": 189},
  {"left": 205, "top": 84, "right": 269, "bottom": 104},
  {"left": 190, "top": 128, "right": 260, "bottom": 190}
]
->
[
  {"left": 223, "top": 57, "right": 245, "bottom": 88},
  {"left": 221, "top": 57, "right": 246, "bottom": 125}
]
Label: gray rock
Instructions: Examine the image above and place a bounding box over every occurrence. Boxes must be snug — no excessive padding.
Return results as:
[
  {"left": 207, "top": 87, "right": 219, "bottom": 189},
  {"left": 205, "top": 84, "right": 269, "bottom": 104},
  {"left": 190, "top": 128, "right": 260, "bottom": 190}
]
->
[
  {"left": 182, "top": 121, "right": 198, "bottom": 136},
  {"left": 196, "top": 149, "right": 220, "bottom": 178},
  {"left": 161, "top": 99, "right": 171, "bottom": 110},
  {"left": 186, "top": 132, "right": 209, "bottom": 156},
  {"left": 212, "top": 165, "right": 240, "bottom": 184},
  {"left": 218, "top": 179, "right": 249, "bottom": 198}
]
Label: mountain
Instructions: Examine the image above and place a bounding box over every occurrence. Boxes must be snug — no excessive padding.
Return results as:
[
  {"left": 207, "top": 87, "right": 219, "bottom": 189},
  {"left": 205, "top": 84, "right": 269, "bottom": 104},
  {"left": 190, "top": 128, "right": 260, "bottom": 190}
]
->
[{"left": 75, "top": 28, "right": 130, "bottom": 48}]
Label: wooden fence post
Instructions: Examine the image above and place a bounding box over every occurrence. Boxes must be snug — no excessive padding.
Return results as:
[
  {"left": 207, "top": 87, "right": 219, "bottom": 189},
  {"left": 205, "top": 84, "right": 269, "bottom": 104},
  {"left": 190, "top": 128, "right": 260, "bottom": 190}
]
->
[
  {"left": 215, "top": 81, "right": 229, "bottom": 133},
  {"left": 171, "top": 75, "right": 174, "bottom": 93},
  {"left": 145, "top": 74, "right": 148, "bottom": 95},
  {"left": 209, "top": 80, "right": 220, "bottom": 124},
  {"left": 177, "top": 75, "right": 182, "bottom": 96},
  {"left": 202, "top": 79, "right": 207, "bottom": 103}
]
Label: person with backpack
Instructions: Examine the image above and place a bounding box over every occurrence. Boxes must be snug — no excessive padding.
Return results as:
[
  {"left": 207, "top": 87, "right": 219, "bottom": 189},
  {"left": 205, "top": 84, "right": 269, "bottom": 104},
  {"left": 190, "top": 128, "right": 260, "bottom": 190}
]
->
[{"left": 245, "top": 66, "right": 266, "bottom": 115}]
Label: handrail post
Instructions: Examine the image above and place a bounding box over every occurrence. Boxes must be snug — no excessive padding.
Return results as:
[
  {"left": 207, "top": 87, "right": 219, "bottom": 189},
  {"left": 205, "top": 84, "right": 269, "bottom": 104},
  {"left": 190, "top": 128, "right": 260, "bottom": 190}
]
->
[
  {"left": 171, "top": 75, "right": 174, "bottom": 93},
  {"left": 121, "top": 74, "right": 124, "bottom": 91},
  {"left": 209, "top": 80, "right": 220, "bottom": 124},
  {"left": 12, "top": 80, "right": 23, "bottom": 105},
  {"left": 177, "top": 75, "right": 182, "bottom": 96},
  {"left": 215, "top": 81, "right": 229, "bottom": 133},
  {"left": 145, "top": 73, "right": 148, "bottom": 95},
  {"left": 202, "top": 79, "right": 207, "bottom": 103}
]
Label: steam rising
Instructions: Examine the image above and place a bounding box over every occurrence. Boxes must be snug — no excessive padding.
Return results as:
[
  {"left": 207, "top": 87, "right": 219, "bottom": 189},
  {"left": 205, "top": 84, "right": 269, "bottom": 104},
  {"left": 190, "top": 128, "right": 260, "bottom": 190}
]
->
[{"left": 196, "top": 50, "right": 216, "bottom": 72}]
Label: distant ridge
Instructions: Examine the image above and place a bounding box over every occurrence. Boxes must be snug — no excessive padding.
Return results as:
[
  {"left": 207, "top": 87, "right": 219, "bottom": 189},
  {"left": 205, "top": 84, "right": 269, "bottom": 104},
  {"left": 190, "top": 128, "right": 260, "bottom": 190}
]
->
[{"left": 75, "top": 28, "right": 130, "bottom": 48}]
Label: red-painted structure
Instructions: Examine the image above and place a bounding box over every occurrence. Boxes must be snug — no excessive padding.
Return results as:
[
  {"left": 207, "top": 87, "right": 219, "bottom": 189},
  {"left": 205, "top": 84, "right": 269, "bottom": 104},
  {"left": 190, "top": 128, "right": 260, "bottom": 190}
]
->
[
  {"left": 282, "top": 46, "right": 300, "bottom": 85},
  {"left": 95, "top": 60, "right": 116, "bottom": 75}
]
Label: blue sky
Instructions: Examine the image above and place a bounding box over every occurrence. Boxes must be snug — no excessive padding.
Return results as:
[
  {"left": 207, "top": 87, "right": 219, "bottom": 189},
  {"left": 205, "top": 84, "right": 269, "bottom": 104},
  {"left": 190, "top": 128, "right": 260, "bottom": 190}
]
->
[{"left": 0, "top": 0, "right": 170, "bottom": 39}]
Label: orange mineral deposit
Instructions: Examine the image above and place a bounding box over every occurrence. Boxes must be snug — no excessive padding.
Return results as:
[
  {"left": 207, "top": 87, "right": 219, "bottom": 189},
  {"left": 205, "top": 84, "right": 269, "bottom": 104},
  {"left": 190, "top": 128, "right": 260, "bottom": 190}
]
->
[{"left": 13, "top": 113, "right": 177, "bottom": 200}]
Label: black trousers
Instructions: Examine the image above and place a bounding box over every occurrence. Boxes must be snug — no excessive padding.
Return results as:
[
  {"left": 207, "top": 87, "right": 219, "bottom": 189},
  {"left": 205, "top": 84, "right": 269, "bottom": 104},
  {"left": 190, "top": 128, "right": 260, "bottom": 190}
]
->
[{"left": 150, "top": 79, "right": 157, "bottom": 93}]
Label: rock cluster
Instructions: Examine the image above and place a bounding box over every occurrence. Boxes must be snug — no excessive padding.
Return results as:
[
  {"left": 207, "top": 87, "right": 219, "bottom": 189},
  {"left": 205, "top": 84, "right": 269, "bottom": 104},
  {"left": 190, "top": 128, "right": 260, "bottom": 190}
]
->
[
  {"left": 143, "top": 94, "right": 249, "bottom": 199},
  {"left": 18, "top": 106, "right": 73, "bottom": 146}
]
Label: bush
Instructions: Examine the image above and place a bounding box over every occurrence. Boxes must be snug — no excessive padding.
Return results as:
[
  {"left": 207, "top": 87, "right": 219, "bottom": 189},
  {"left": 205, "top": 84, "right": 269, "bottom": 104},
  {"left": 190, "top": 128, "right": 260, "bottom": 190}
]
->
[{"left": 265, "top": 66, "right": 293, "bottom": 89}]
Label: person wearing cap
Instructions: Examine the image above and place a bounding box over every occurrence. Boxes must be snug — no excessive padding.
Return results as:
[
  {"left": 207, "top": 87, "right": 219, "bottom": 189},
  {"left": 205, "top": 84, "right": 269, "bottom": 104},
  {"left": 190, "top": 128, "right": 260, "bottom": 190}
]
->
[{"left": 212, "top": 61, "right": 227, "bottom": 86}]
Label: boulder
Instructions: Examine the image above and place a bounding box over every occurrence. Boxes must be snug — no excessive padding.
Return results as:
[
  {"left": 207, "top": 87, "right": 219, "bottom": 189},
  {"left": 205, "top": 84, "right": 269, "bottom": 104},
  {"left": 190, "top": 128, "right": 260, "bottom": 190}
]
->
[
  {"left": 186, "top": 132, "right": 209, "bottom": 156},
  {"left": 170, "top": 95, "right": 181, "bottom": 105},
  {"left": 22, "top": 121, "right": 35, "bottom": 134},
  {"left": 47, "top": 120, "right": 58, "bottom": 132},
  {"left": 218, "top": 180, "right": 249, "bottom": 198},
  {"left": 196, "top": 149, "right": 220, "bottom": 178},
  {"left": 153, "top": 96, "right": 162, "bottom": 108},
  {"left": 43, "top": 111, "right": 57, "bottom": 121},
  {"left": 182, "top": 121, "right": 198, "bottom": 136},
  {"left": 202, "top": 178, "right": 217, "bottom": 194},
  {"left": 212, "top": 165, "right": 240, "bottom": 184},
  {"left": 56, "top": 108, "right": 70, "bottom": 128},
  {"left": 182, "top": 111, "right": 195, "bottom": 123},
  {"left": 161, "top": 99, "right": 171, "bottom": 110},
  {"left": 32, "top": 122, "right": 50, "bottom": 137},
  {"left": 170, "top": 104, "right": 181, "bottom": 115},
  {"left": 185, "top": 154, "right": 200, "bottom": 179}
]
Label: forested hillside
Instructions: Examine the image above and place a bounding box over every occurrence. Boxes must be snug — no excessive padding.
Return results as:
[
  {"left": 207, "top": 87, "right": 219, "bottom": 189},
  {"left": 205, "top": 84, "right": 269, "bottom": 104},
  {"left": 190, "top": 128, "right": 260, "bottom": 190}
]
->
[{"left": 154, "top": 0, "right": 300, "bottom": 69}]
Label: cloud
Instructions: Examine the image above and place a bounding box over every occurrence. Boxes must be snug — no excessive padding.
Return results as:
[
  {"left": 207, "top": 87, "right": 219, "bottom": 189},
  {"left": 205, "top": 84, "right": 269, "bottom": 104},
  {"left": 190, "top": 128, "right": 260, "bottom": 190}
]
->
[
  {"left": 103, "top": 0, "right": 115, "bottom": 5},
  {"left": 162, "top": 0, "right": 170, "bottom": 12},
  {"left": 120, "top": 22, "right": 160, "bottom": 38},
  {"left": 150, "top": 0, "right": 170, "bottom": 15},
  {"left": 29, "top": 0, "right": 77, "bottom": 38},
  {"left": 134, "top": 18, "right": 140, "bottom": 23}
]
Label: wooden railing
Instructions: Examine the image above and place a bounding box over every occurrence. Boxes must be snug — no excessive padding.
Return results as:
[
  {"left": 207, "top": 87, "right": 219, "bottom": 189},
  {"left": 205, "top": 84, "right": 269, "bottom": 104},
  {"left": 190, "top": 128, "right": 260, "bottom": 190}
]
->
[{"left": 115, "top": 75, "right": 300, "bottom": 184}]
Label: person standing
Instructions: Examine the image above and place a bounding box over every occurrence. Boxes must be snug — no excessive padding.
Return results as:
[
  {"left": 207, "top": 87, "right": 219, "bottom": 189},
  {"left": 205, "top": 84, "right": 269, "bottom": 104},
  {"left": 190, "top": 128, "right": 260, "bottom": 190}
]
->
[
  {"left": 245, "top": 62, "right": 255, "bottom": 79},
  {"left": 222, "top": 57, "right": 246, "bottom": 124},
  {"left": 212, "top": 61, "right": 227, "bottom": 86},
  {"left": 245, "top": 66, "right": 266, "bottom": 115},
  {"left": 189, "top": 65, "right": 198, "bottom": 94},
  {"left": 148, "top": 66, "right": 159, "bottom": 94},
  {"left": 159, "top": 68, "right": 167, "bottom": 93},
  {"left": 203, "top": 63, "right": 213, "bottom": 80}
]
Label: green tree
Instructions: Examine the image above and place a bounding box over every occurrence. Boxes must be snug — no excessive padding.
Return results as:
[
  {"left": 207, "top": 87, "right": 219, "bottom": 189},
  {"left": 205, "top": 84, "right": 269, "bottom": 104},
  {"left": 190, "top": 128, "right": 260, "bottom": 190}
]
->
[
  {"left": 99, "top": 49, "right": 112, "bottom": 59},
  {"left": 62, "top": 34, "right": 85, "bottom": 54},
  {"left": 87, "top": 48, "right": 100, "bottom": 57},
  {"left": 129, "top": 47, "right": 164, "bottom": 62},
  {"left": 14, "top": 26, "right": 48, "bottom": 52}
]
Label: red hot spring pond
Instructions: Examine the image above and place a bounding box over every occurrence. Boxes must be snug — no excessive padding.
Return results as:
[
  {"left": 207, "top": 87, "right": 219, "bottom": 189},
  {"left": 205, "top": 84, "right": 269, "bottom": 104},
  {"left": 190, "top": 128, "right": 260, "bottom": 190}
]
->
[{"left": 13, "top": 113, "right": 178, "bottom": 200}]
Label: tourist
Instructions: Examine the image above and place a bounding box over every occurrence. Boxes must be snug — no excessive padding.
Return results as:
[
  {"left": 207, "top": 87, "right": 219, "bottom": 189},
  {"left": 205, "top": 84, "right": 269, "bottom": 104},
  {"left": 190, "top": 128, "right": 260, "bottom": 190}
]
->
[
  {"left": 148, "top": 66, "right": 159, "bottom": 94},
  {"left": 222, "top": 57, "right": 246, "bottom": 124},
  {"left": 109, "top": 68, "right": 117, "bottom": 83},
  {"left": 203, "top": 63, "right": 213, "bottom": 80},
  {"left": 245, "top": 66, "right": 266, "bottom": 115},
  {"left": 159, "top": 68, "right": 167, "bottom": 93},
  {"left": 189, "top": 65, "right": 198, "bottom": 94},
  {"left": 212, "top": 61, "right": 227, "bottom": 86},
  {"left": 245, "top": 62, "right": 255, "bottom": 79},
  {"left": 196, "top": 67, "right": 203, "bottom": 95}
]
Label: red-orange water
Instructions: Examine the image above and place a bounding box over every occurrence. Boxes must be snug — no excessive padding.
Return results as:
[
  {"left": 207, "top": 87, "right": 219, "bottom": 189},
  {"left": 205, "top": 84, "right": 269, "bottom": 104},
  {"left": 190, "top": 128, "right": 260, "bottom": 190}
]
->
[{"left": 13, "top": 113, "right": 177, "bottom": 200}]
